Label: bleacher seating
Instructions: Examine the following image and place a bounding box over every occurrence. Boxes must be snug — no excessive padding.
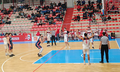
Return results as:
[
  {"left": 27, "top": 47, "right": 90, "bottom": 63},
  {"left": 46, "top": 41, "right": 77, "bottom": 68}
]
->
[{"left": 70, "top": 3, "right": 120, "bottom": 37}]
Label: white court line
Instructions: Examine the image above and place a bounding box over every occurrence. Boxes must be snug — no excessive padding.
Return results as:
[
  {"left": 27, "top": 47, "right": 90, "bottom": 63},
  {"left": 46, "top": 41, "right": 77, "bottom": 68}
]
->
[
  {"left": 20, "top": 52, "right": 37, "bottom": 62},
  {"left": 1, "top": 49, "right": 37, "bottom": 72},
  {"left": 115, "top": 39, "right": 120, "bottom": 49},
  {"left": 33, "top": 50, "right": 52, "bottom": 64},
  {"left": 81, "top": 54, "right": 100, "bottom": 59}
]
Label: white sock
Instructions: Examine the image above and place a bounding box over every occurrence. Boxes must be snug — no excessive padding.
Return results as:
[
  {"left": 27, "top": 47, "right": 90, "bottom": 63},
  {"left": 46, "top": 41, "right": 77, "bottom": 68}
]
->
[
  {"left": 84, "top": 60, "right": 86, "bottom": 65},
  {"left": 69, "top": 46, "right": 70, "bottom": 49},
  {"left": 65, "top": 46, "right": 67, "bottom": 49},
  {"left": 88, "top": 60, "right": 90, "bottom": 65},
  {"left": 11, "top": 52, "right": 13, "bottom": 54},
  {"left": 39, "top": 48, "right": 43, "bottom": 54},
  {"left": 92, "top": 45, "right": 94, "bottom": 47}
]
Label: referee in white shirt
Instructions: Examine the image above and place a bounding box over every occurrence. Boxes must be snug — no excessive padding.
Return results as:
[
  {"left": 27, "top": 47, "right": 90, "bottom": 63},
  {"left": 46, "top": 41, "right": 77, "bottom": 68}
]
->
[
  {"left": 99, "top": 32, "right": 110, "bottom": 63},
  {"left": 51, "top": 28, "right": 56, "bottom": 46}
]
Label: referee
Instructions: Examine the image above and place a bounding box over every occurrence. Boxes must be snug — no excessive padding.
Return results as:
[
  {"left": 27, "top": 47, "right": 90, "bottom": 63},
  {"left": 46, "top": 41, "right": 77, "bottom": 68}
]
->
[
  {"left": 99, "top": 32, "right": 110, "bottom": 63},
  {"left": 51, "top": 28, "right": 56, "bottom": 46}
]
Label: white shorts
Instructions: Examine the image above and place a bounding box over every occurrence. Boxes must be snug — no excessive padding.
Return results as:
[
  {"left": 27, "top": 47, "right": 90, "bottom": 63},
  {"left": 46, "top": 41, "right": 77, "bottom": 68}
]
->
[
  {"left": 83, "top": 49, "right": 90, "bottom": 54},
  {"left": 64, "top": 37, "right": 68, "bottom": 42},
  {"left": 90, "top": 38, "right": 93, "bottom": 43},
  {"left": 4, "top": 44, "right": 8, "bottom": 49},
  {"left": 47, "top": 35, "right": 50, "bottom": 41}
]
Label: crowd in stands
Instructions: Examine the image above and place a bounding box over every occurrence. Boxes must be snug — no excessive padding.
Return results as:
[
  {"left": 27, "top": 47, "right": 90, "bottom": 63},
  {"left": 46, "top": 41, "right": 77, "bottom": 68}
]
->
[
  {"left": 106, "top": 0, "right": 119, "bottom": 13},
  {"left": 14, "top": 1, "right": 67, "bottom": 26},
  {"left": 0, "top": 31, "right": 29, "bottom": 36},
  {"left": 72, "top": 0, "right": 102, "bottom": 24}
]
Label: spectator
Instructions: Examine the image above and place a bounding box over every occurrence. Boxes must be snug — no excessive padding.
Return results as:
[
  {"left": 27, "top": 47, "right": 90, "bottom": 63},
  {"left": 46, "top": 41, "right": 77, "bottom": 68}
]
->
[
  {"left": 82, "top": 0, "right": 85, "bottom": 5},
  {"left": 97, "top": 0, "right": 101, "bottom": 3},
  {"left": 34, "top": 17, "right": 38, "bottom": 23},
  {"left": 2, "top": 17, "right": 7, "bottom": 24},
  {"left": 19, "top": 31, "right": 22, "bottom": 35},
  {"left": 1, "top": 32, "right": 4, "bottom": 36},
  {"left": 77, "top": 14, "right": 80, "bottom": 22},
  {"left": 77, "top": 5, "right": 81, "bottom": 11},
  {"left": 13, "top": 32, "right": 17, "bottom": 36},
  {"left": 31, "top": 12, "right": 35, "bottom": 19},
  {"left": 89, "top": 17, "right": 92, "bottom": 25},
  {"left": 111, "top": 5, "right": 115, "bottom": 10},
  {"left": 92, "top": 16, "right": 97, "bottom": 24},
  {"left": 61, "top": 10, "right": 64, "bottom": 16},
  {"left": 58, "top": 1, "right": 62, "bottom": 6},
  {"left": 38, "top": 19, "right": 45, "bottom": 26},
  {"left": 88, "top": 0, "right": 91, "bottom": 6},
  {"left": 107, "top": 15, "right": 111, "bottom": 21},
  {"left": 83, "top": 12, "right": 88, "bottom": 19},
  {"left": 53, "top": 2, "right": 57, "bottom": 7},
  {"left": 77, "top": 0, "right": 81, "bottom": 6},
  {"left": 36, "top": 31, "right": 40, "bottom": 36},
  {"left": 102, "top": 15, "right": 107, "bottom": 24},
  {"left": 72, "top": 15, "right": 77, "bottom": 21}
]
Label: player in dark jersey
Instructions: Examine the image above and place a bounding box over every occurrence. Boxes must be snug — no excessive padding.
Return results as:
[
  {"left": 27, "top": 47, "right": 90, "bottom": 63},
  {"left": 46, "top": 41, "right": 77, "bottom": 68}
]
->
[
  {"left": 8, "top": 33, "right": 15, "bottom": 57},
  {"left": 35, "top": 34, "right": 46, "bottom": 57}
]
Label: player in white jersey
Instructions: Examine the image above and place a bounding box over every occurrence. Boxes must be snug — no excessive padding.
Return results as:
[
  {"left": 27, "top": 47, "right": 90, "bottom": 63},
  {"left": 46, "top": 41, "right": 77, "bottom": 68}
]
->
[
  {"left": 87, "top": 27, "right": 94, "bottom": 49},
  {"left": 76, "top": 30, "right": 94, "bottom": 65},
  {"left": 46, "top": 27, "right": 51, "bottom": 47},
  {"left": 63, "top": 28, "right": 70, "bottom": 49},
  {"left": 3, "top": 33, "right": 9, "bottom": 56}
]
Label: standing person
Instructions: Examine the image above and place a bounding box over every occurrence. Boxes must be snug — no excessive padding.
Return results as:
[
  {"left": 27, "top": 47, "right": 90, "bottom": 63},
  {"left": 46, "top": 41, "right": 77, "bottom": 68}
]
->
[
  {"left": 51, "top": 28, "right": 56, "bottom": 46},
  {"left": 3, "top": 33, "right": 9, "bottom": 56},
  {"left": 63, "top": 28, "right": 70, "bottom": 49},
  {"left": 99, "top": 32, "right": 110, "bottom": 63},
  {"left": 35, "top": 34, "right": 46, "bottom": 57},
  {"left": 7, "top": 33, "right": 15, "bottom": 57},
  {"left": 55, "top": 27, "right": 60, "bottom": 42},
  {"left": 46, "top": 27, "right": 51, "bottom": 47},
  {"left": 76, "top": 30, "right": 94, "bottom": 65},
  {"left": 87, "top": 27, "right": 94, "bottom": 49}
]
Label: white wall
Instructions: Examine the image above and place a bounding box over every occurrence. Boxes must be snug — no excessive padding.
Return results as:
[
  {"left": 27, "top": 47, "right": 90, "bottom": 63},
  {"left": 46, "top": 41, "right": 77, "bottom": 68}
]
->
[{"left": 67, "top": 0, "right": 74, "bottom": 8}]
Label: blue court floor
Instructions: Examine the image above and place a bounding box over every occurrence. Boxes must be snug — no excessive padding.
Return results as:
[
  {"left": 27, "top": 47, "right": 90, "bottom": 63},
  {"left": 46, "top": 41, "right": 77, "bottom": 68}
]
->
[{"left": 34, "top": 49, "right": 120, "bottom": 64}]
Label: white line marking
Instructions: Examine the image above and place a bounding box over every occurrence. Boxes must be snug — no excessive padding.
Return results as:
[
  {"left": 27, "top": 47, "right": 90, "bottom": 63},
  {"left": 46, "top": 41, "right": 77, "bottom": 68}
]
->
[
  {"left": 1, "top": 49, "right": 37, "bottom": 72},
  {"left": 33, "top": 50, "right": 52, "bottom": 64},
  {"left": 20, "top": 52, "right": 37, "bottom": 62},
  {"left": 115, "top": 39, "right": 120, "bottom": 49},
  {"left": 81, "top": 54, "right": 100, "bottom": 59}
]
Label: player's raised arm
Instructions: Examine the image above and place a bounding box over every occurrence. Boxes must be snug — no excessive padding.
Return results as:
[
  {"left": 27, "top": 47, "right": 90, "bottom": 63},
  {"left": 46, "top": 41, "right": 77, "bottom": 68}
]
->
[
  {"left": 89, "top": 32, "right": 94, "bottom": 39},
  {"left": 76, "top": 30, "right": 83, "bottom": 40}
]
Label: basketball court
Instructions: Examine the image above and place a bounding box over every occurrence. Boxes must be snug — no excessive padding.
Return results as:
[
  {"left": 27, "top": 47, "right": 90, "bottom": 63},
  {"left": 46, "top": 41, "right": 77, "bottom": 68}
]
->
[{"left": 0, "top": 39, "right": 120, "bottom": 72}]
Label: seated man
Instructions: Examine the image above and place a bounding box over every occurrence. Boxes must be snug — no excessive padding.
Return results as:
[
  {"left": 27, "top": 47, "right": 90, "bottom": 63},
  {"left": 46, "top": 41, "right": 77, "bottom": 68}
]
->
[
  {"left": 82, "top": 0, "right": 85, "bottom": 5},
  {"left": 102, "top": 15, "right": 107, "bottom": 24},
  {"left": 77, "top": 14, "right": 80, "bottom": 22},
  {"left": 77, "top": 5, "right": 81, "bottom": 11},
  {"left": 77, "top": 0, "right": 81, "bottom": 6},
  {"left": 83, "top": 12, "right": 88, "bottom": 19},
  {"left": 72, "top": 16, "right": 77, "bottom": 21}
]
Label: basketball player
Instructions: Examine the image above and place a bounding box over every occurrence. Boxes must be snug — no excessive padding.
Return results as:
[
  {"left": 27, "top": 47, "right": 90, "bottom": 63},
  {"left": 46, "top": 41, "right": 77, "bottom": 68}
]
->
[
  {"left": 64, "top": 28, "right": 70, "bottom": 49},
  {"left": 35, "top": 34, "right": 45, "bottom": 57},
  {"left": 87, "top": 27, "right": 94, "bottom": 49},
  {"left": 46, "top": 27, "right": 51, "bottom": 47},
  {"left": 8, "top": 33, "right": 15, "bottom": 57},
  {"left": 3, "top": 33, "right": 9, "bottom": 56},
  {"left": 94, "top": 28, "right": 99, "bottom": 39},
  {"left": 76, "top": 30, "right": 94, "bottom": 65}
]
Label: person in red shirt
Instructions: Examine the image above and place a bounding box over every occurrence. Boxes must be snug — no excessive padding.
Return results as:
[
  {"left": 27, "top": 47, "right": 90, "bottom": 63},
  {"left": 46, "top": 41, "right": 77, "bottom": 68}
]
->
[
  {"left": 36, "top": 31, "right": 40, "bottom": 36},
  {"left": 71, "top": 30, "right": 75, "bottom": 40},
  {"left": 72, "top": 16, "right": 77, "bottom": 21},
  {"left": 77, "top": 5, "right": 81, "bottom": 11},
  {"left": 19, "top": 31, "right": 22, "bottom": 35},
  {"left": 99, "top": 28, "right": 103, "bottom": 37},
  {"left": 55, "top": 27, "right": 60, "bottom": 42}
]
